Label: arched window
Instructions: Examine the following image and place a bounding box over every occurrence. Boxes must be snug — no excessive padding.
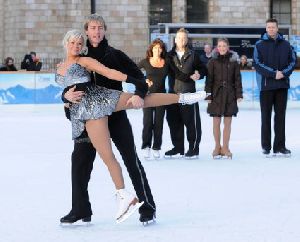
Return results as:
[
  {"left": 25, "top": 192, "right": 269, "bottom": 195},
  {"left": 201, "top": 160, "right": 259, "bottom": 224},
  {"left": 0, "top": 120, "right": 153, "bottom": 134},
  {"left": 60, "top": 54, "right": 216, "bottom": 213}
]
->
[
  {"left": 271, "top": 0, "right": 291, "bottom": 24},
  {"left": 186, "top": 0, "right": 208, "bottom": 23},
  {"left": 149, "top": 0, "right": 172, "bottom": 25}
]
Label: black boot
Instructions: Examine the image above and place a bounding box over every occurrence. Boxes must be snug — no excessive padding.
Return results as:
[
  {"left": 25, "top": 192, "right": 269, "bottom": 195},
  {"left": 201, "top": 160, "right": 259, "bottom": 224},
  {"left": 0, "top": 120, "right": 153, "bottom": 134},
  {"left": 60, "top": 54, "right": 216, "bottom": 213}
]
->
[
  {"left": 60, "top": 211, "right": 91, "bottom": 224},
  {"left": 164, "top": 148, "right": 184, "bottom": 158},
  {"left": 273, "top": 147, "right": 291, "bottom": 157},
  {"left": 139, "top": 211, "right": 156, "bottom": 224}
]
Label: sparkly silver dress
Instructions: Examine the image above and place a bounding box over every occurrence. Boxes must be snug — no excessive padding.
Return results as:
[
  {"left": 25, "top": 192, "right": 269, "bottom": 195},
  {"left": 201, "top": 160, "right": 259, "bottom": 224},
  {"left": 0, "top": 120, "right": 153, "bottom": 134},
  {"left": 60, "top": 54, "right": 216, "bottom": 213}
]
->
[{"left": 56, "top": 63, "right": 122, "bottom": 139}]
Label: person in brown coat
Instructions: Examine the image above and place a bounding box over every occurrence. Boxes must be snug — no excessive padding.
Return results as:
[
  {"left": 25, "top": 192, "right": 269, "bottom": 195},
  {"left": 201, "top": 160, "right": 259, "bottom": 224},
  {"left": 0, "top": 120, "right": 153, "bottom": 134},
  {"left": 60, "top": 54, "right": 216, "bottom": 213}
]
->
[{"left": 205, "top": 38, "right": 243, "bottom": 159}]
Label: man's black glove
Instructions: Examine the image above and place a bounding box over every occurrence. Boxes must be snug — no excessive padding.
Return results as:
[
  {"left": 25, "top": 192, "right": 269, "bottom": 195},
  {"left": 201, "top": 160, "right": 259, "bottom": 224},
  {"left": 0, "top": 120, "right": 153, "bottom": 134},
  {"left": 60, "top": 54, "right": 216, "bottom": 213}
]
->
[
  {"left": 126, "top": 75, "right": 148, "bottom": 99},
  {"left": 64, "top": 106, "right": 71, "bottom": 120}
]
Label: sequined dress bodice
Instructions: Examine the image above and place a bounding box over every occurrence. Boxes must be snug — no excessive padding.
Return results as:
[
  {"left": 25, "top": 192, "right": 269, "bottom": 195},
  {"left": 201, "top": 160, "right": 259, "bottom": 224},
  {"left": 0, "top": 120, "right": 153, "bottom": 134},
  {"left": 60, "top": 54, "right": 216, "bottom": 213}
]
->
[
  {"left": 56, "top": 63, "right": 91, "bottom": 88},
  {"left": 56, "top": 63, "right": 122, "bottom": 140}
]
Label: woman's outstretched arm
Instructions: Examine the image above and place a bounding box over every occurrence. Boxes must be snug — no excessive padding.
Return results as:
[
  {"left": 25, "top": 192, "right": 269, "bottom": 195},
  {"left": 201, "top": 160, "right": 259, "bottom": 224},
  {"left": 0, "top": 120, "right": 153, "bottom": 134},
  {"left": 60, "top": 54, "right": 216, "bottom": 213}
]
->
[{"left": 79, "top": 57, "right": 127, "bottom": 81}]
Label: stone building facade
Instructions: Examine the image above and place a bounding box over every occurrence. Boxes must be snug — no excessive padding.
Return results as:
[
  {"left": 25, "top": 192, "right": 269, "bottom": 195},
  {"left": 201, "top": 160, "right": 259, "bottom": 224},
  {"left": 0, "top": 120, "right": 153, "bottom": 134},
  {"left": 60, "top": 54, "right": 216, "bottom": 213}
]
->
[{"left": 0, "top": 0, "right": 299, "bottom": 70}]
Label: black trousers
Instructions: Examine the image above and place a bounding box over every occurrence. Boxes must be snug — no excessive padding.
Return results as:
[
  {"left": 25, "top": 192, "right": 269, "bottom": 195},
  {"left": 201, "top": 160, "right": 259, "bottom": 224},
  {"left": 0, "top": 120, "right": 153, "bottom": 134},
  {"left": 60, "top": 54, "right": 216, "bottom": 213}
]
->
[
  {"left": 166, "top": 103, "right": 201, "bottom": 152},
  {"left": 142, "top": 106, "right": 165, "bottom": 150},
  {"left": 70, "top": 110, "right": 156, "bottom": 217},
  {"left": 260, "top": 88, "right": 288, "bottom": 152}
]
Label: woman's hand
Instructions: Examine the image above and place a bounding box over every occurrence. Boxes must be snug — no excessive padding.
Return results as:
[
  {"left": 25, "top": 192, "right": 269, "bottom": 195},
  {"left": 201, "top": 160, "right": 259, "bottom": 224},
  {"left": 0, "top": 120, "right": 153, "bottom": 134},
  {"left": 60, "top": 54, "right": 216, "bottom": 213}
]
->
[
  {"left": 190, "top": 70, "right": 200, "bottom": 81},
  {"left": 146, "top": 79, "right": 153, "bottom": 87}
]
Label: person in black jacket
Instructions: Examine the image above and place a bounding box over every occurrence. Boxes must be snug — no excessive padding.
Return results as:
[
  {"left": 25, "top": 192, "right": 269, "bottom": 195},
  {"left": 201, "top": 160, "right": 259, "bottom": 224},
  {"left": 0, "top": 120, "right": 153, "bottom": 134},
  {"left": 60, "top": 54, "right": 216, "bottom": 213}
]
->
[
  {"left": 165, "top": 28, "right": 206, "bottom": 159},
  {"left": 253, "top": 18, "right": 297, "bottom": 157},
  {"left": 1, "top": 57, "right": 18, "bottom": 71},
  {"left": 60, "top": 14, "right": 156, "bottom": 224},
  {"left": 28, "top": 51, "right": 42, "bottom": 71},
  {"left": 21, "top": 54, "right": 33, "bottom": 70}
]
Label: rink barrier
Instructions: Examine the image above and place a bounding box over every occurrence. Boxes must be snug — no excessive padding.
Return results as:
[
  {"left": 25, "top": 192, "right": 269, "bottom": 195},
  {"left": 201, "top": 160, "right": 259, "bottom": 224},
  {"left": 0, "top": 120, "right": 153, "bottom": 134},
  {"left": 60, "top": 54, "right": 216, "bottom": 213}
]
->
[{"left": 0, "top": 70, "right": 300, "bottom": 105}]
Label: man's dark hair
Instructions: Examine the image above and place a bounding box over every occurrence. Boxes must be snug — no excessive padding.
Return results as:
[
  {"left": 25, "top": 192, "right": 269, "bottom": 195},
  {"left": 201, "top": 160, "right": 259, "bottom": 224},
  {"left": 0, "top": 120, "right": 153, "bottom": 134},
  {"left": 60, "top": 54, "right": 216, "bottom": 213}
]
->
[
  {"left": 30, "top": 51, "right": 36, "bottom": 56},
  {"left": 266, "top": 18, "right": 278, "bottom": 26}
]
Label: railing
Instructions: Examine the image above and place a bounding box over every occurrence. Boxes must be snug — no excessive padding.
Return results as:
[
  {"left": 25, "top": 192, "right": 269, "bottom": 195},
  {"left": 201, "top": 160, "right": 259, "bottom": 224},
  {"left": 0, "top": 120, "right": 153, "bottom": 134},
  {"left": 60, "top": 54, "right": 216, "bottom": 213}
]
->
[{"left": 0, "top": 70, "right": 300, "bottom": 105}]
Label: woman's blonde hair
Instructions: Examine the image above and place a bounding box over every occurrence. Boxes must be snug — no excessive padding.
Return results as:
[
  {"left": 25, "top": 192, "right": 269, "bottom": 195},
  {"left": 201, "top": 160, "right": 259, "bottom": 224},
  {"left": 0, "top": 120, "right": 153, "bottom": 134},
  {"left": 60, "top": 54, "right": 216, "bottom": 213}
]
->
[
  {"left": 62, "top": 30, "right": 85, "bottom": 48},
  {"left": 62, "top": 30, "right": 87, "bottom": 55}
]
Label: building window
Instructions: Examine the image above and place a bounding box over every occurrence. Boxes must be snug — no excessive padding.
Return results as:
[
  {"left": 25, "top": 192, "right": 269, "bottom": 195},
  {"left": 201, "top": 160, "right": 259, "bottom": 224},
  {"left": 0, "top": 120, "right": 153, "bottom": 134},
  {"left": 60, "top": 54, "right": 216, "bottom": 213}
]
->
[
  {"left": 186, "top": 0, "right": 208, "bottom": 23},
  {"left": 271, "top": 0, "right": 291, "bottom": 24},
  {"left": 149, "top": 0, "right": 172, "bottom": 25}
]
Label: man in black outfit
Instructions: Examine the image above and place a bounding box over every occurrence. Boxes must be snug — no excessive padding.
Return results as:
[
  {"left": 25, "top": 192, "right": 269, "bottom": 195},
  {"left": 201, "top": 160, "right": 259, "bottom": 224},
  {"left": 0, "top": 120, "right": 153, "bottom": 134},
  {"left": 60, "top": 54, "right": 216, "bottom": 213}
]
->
[
  {"left": 165, "top": 28, "right": 206, "bottom": 159},
  {"left": 60, "top": 14, "right": 156, "bottom": 224},
  {"left": 253, "top": 18, "right": 296, "bottom": 157}
]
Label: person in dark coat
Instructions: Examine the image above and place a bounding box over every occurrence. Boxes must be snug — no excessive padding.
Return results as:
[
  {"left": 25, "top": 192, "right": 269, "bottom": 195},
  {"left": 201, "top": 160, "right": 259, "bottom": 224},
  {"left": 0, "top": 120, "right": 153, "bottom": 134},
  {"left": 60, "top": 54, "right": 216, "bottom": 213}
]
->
[
  {"left": 200, "top": 43, "right": 212, "bottom": 67},
  {"left": 165, "top": 28, "right": 206, "bottom": 159},
  {"left": 253, "top": 18, "right": 297, "bottom": 157},
  {"left": 21, "top": 54, "right": 33, "bottom": 70},
  {"left": 28, "top": 51, "right": 42, "bottom": 71},
  {"left": 205, "top": 38, "right": 243, "bottom": 159},
  {"left": 239, "top": 55, "right": 252, "bottom": 70},
  {"left": 1, "top": 57, "right": 18, "bottom": 71}
]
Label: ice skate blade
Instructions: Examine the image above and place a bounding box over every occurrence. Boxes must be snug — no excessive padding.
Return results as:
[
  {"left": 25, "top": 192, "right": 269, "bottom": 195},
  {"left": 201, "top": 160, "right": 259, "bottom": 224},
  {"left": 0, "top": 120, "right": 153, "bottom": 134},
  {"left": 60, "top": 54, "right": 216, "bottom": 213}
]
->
[
  {"left": 60, "top": 220, "right": 92, "bottom": 227},
  {"left": 212, "top": 155, "right": 222, "bottom": 159},
  {"left": 184, "top": 155, "right": 199, "bottom": 160},
  {"left": 221, "top": 155, "right": 232, "bottom": 159},
  {"left": 116, "top": 201, "right": 144, "bottom": 224},
  {"left": 142, "top": 219, "right": 156, "bottom": 226},
  {"left": 264, "top": 154, "right": 273, "bottom": 158},
  {"left": 164, "top": 154, "right": 184, "bottom": 159},
  {"left": 272, "top": 153, "right": 291, "bottom": 158}
]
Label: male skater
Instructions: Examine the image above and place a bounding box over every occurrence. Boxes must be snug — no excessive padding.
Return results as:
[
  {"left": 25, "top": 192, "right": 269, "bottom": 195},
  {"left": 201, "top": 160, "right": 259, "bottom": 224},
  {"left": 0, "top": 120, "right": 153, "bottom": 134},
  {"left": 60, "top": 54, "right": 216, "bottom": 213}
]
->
[{"left": 60, "top": 14, "right": 156, "bottom": 224}]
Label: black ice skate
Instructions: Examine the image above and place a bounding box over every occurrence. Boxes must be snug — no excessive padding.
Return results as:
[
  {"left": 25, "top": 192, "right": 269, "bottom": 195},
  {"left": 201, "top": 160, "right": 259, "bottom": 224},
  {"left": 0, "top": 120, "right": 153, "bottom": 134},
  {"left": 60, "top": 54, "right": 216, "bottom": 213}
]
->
[
  {"left": 140, "top": 211, "right": 156, "bottom": 226},
  {"left": 60, "top": 212, "right": 91, "bottom": 226},
  {"left": 273, "top": 148, "right": 291, "bottom": 158},
  {"left": 164, "top": 148, "right": 184, "bottom": 159},
  {"left": 262, "top": 149, "right": 272, "bottom": 158}
]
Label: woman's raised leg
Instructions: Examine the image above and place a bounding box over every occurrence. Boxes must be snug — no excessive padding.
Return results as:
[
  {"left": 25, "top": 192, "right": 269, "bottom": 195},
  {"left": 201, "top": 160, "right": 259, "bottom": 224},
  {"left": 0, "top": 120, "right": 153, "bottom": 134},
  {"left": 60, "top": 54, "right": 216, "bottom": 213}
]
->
[{"left": 115, "top": 93, "right": 179, "bottom": 111}]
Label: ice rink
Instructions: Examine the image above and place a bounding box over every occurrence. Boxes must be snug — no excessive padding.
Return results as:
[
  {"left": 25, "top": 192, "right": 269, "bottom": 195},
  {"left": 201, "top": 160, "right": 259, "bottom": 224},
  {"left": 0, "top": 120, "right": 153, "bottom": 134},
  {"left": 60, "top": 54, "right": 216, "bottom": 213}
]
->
[{"left": 0, "top": 103, "right": 299, "bottom": 242}]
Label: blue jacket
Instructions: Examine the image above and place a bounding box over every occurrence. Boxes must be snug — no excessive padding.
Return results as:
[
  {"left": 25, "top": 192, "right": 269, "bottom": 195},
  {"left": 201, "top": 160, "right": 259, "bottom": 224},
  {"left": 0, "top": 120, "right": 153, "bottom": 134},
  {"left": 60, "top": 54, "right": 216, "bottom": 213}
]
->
[{"left": 253, "top": 32, "right": 297, "bottom": 91}]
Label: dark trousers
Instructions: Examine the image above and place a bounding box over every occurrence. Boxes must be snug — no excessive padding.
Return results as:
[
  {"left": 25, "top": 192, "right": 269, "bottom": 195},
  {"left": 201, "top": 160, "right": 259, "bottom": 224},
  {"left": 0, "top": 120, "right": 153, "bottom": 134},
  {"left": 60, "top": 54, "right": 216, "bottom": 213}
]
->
[
  {"left": 142, "top": 106, "right": 165, "bottom": 150},
  {"left": 260, "top": 88, "right": 288, "bottom": 152},
  {"left": 71, "top": 141, "right": 96, "bottom": 217},
  {"left": 70, "top": 110, "right": 156, "bottom": 216},
  {"left": 166, "top": 103, "right": 201, "bottom": 152}
]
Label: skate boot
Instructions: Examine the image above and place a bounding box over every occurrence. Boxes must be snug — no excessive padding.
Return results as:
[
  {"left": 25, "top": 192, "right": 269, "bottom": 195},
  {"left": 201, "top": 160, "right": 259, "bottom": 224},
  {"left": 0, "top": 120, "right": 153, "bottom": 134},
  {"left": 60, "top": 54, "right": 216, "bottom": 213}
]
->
[
  {"left": 273, "top": 148, "right": 291, "bottom": 158},
  {"left": 178, "top": 91, "right": 206, "bottom": 105},
  {"left": 262, "top": 149, "right": 272, "bottom": 158},
  {"left": 140, "top": 211, "right": 156, "bottom": 226},
  {"left": 221, "top": 147, "right": 232, "bottom": 159},
  {"left": 152, "top": 149, "right": 160, "bottom": 159},
  {"left": 115, "top": 189, "right": 144, "bottom": 224},
  {"left": 60, "top": 211, "right": 91, "bottom": 225},
  {"left": 212, "top": 147, "right": 222, "bottom": 159},
  {"left": 143, "top": 147, "right": 151, "bottom": 159},
  {"left": 184, "top": 148, "right": 199, "bottom": 159},
  {"left": 164, "top": 148, "right": 184, "bottom": 159}
]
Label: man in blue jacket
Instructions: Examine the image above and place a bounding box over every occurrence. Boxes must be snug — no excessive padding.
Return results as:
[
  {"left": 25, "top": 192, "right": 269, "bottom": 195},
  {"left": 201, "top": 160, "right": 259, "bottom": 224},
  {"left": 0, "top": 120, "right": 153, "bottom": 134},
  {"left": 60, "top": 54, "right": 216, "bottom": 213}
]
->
[{"left": 253, "top": 18, "right": 297, "bottom": 157}]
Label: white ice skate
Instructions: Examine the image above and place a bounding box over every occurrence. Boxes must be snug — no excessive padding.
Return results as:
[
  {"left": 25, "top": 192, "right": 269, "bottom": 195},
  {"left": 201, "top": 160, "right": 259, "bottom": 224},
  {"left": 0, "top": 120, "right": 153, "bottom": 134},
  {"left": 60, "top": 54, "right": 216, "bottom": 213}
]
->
[
  {"left": 115, "top": 189, "right": 144, "bottom": 224},
  {"left": 143, "top": 147, "right": 151, "bottom": 159},
  {"left": 178, "top": 91, "right": 206, "bottom": 105},
  {"left": 152, "top": 149, "right": 160, "bottom": 159}
]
